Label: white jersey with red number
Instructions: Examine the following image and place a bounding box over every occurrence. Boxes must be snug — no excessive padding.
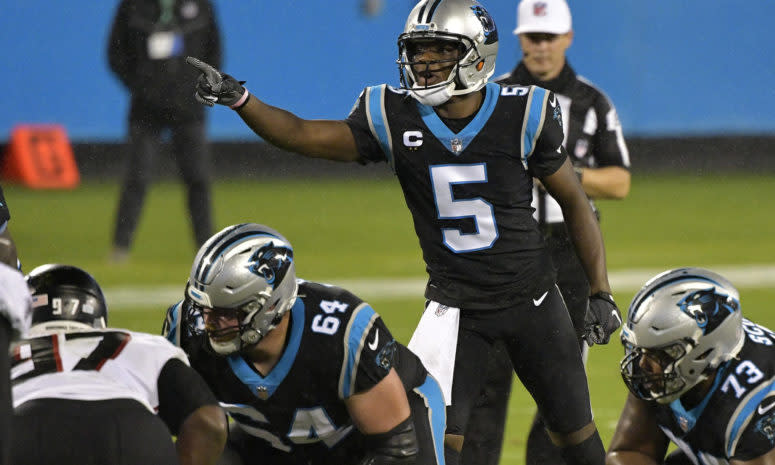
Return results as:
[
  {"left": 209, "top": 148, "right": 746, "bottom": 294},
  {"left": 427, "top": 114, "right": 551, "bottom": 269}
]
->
[{"left": 11, "top": 329, "right": 189, "bottom": 412}]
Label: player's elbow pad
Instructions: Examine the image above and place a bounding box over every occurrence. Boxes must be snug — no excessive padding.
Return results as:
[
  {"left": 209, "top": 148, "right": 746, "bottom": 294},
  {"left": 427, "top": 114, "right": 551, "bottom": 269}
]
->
[{"left": 359, "top": 417, "right": 419, "bottom": 465}]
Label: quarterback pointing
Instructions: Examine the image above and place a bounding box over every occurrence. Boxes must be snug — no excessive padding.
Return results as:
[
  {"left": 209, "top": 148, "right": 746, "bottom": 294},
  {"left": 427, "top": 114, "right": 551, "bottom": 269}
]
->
[{"left": 185, "top": 1, "right": 619, "bottom": 463}]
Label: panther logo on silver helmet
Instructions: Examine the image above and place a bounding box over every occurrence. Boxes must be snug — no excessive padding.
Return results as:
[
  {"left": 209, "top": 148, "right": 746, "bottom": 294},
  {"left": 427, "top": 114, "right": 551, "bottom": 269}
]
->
[
  {"left": 398, "top": 0, "right": 499, "bottom": 106},
  {"left": 620, "top": 267, "right": 744, "bottom": 403},
  {"left": 187, "top": 223, "right": 298, "bottom": 355}
]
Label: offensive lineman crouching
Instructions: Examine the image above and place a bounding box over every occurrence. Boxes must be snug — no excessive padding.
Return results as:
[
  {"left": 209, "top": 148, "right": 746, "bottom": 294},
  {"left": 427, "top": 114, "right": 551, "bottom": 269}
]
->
[{"left": 164, "top": 223, "right": 446, "bottom": 464}]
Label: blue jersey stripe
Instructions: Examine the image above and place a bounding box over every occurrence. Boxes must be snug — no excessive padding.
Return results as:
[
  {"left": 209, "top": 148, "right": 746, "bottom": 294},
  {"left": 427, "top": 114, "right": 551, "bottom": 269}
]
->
[
  {"left": 339, "top": 304, "right": 378, "bottom": 399},
  {"left": 226, "top": 298, "right": 304, "bottom": 399},
  {"left": 727, "top": 376, "right": 775, "bottom": 456},
  {"left": 164, "top": 301, "right": 182, "bottom": 346},
  {"left": 414, "top": 374, "right": 447, "bottom": 465},
  {"left": 521, "top": 86, "right": 548, "bottom": 169},
  {"left": 365, "top": 85, "right": 394, "bottom": 171},
  {"left": 417, "top": 82, "right": 499, "bottom": 156}
]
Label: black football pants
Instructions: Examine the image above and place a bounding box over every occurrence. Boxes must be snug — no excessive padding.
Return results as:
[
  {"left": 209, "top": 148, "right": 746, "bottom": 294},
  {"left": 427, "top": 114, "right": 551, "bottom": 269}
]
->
[
  {"left": 12, "top": 398, "right": 177, "bottom": 464},
  {"left": 113, "top": 118, "right": 213, "bottom": 250},
  {"left": 447, "top": 286, "right": 592, "bottom": 441},
  {"left": 462, "top": 226, "right": 591, "bottom": 465}
]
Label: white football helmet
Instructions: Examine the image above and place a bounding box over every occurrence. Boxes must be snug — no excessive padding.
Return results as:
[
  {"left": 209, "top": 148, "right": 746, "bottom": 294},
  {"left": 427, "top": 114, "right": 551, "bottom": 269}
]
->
[
  {"left": 187, "top": 223, "right": 298, "bottom": 355},
  {"left": 398, "top": 0, "right": 498, "bottom": 106},
  {"left": 620, "top": 268, "right": 744, "bottom": 403}
]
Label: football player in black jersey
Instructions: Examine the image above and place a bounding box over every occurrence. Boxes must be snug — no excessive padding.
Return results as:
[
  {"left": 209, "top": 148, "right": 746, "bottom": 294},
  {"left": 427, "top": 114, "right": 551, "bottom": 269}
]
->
[
  {"left": 163, "top": 223, "right": 446, "bottom": 464},
  {"left": 11, "top": 264, "right": 227, "bottom": 465},
  {"left": 465, "top": 1, "right": 633, "bottom": 463},
  {"left": 184, "top": 1, "right": 620, "bottom": 463},
  {"left": 608, "top": 268, "right": 775, "bottom": 465}
]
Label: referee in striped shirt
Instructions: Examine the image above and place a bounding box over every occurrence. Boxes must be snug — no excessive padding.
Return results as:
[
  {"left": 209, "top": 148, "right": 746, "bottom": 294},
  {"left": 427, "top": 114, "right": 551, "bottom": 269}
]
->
[{"left": 462, "top": 1, "right": 631, "bottom": 464}]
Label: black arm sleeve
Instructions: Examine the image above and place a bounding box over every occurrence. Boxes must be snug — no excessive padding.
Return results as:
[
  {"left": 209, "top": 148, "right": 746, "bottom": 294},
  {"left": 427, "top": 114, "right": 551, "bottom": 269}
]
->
[{"left": 156, "top": 358, "right": 218, "bottom": 435}]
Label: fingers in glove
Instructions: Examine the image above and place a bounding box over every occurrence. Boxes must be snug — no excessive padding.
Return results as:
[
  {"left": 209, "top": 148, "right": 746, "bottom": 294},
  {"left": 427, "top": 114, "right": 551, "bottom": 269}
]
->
[
  {"left": 186, "top": 56, "right": 223, "bottom": 91},
  {"left": 194, "top": 92, "right": 215, "bottom": 107}
]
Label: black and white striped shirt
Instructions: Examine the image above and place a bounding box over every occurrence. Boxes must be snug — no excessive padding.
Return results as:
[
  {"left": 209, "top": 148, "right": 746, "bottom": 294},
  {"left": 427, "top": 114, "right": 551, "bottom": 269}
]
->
[{"left": 497, "top": 62, "right": 630, "bottom": 225}]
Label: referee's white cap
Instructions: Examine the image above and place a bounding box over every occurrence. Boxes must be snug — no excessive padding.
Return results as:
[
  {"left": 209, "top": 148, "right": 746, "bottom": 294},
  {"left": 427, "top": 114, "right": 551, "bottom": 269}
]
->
[{"left": 514, "top": 0, "right": 572, "bottom": 35}]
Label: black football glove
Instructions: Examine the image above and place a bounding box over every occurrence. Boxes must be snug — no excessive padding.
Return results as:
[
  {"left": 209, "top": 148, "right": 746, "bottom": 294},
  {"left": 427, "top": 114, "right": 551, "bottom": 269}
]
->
[
  {"left": 583, "top": 291, "right": 622, "bottom": 346},
  {"left": 186, "top": 56, "right": 249, "bottom": 109}
]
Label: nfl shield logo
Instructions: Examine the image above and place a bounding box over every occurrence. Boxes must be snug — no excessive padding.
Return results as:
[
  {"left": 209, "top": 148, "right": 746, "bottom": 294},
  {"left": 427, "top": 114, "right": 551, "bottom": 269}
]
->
[
  {"left": 678, "top": 416, "right": 690, "bottom": 432},
  {"left": 533, "top": 2, "right": 547, "bottom": 16},
  {"left": 450, "top": 138, "right": 463, "bottom": 154},
  {"left": 256, "top": 385, "right": 269, "bottom": 400}
]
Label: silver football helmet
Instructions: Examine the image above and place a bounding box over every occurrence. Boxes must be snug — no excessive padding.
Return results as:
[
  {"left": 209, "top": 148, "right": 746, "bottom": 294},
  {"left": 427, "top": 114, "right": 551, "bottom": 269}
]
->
[
  {"left": 187, "top": 223, "right": 298, "bottom": 355},
  {"left": 620, "top": 268, "right": 744, "bottom": 404},
  {"left": 398, "top": 0, "right": 498, "bottom": 106}
]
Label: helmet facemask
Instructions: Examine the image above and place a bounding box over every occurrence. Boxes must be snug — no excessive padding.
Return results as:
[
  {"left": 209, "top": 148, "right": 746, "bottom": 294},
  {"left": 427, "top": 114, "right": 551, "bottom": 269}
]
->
[
  {"left": 398, "top": 33, "right": 478, "bottom": 106},
  {"left": 621, "top": 340, "right": 692, "bottom": 403}
]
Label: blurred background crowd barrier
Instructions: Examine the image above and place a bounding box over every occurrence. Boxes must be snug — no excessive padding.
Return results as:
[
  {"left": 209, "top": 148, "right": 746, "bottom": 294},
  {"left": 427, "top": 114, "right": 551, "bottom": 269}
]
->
[{"left": 1, "top": 1, "right": 774, "bottom": 178}]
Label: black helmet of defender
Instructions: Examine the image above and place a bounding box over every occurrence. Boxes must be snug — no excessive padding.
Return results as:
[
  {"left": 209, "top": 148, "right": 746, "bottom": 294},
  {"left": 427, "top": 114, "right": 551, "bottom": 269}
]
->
[{"left": 25, "top": 264, "right": 108, "bottom": 335}]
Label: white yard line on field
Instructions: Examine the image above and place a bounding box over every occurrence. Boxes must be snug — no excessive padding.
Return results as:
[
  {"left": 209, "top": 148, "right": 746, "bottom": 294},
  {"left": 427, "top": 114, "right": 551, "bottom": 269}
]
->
[{"left": 105, "top": 264, "right": 775, "bottom": 310}]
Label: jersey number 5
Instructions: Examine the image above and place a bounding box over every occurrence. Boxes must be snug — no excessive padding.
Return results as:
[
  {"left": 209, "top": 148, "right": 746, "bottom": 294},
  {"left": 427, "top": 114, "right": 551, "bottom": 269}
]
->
[{"left": 430, "top": 164, "right": 498, "bottom": 253}]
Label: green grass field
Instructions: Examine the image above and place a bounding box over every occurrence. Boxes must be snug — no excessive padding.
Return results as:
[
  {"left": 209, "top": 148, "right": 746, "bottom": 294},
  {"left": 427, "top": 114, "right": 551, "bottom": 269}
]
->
[{"left": 5, "top": 173, "right": 775, "bottom": 464}]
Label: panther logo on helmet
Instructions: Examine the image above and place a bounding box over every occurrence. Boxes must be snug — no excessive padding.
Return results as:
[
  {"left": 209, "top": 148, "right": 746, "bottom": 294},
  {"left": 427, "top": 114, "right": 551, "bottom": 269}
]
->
[
  {"left": 248, "top": 242, "right": 293, "bottom": 288},
  {"left": 677, "top": 287, "right": 739, "bottom": 334},
  {"left": 470, "top": 5, "right": 498, "bottom": 44}
]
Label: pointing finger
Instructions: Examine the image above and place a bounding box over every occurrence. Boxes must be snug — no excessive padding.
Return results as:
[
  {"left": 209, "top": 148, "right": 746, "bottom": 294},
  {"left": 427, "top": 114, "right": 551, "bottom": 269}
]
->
[{"left": 186, "top": 56, "right": 222, "bottom": 88}]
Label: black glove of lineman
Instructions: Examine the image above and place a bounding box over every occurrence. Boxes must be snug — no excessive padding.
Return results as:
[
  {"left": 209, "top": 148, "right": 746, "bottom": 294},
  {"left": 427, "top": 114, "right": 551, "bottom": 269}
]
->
[
  {"left": 186, "top": 56, "right": 250, "bottom": 109},
  {"left": 583, "top": 291, "right": 622, "bottom": 346}
]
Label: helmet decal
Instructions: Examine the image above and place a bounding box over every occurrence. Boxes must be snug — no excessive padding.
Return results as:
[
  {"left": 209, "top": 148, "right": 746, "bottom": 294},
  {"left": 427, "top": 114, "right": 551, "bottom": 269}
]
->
[
  {"left": 247, "top": 242, "right": 293, "bottom": 288},
  {"left": 677, "top": 287, "right": 739, "bottom": 334},
  {"left": 628, "top": 274, "right": 726, "bottom": 324},
  {"left": 471, "top": 5, "right": 498, "bottom": 44},
  {"left": 417, "top": 0, "right": 442, "bottom": 23}
]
